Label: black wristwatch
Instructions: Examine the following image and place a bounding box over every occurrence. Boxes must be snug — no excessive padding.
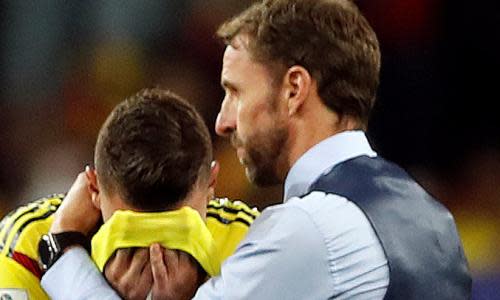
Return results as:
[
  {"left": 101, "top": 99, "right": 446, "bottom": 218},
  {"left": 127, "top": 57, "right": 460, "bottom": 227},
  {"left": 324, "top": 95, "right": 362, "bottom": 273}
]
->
[{"left": 38, "top": 231, "right": 90, "bottom": 272}]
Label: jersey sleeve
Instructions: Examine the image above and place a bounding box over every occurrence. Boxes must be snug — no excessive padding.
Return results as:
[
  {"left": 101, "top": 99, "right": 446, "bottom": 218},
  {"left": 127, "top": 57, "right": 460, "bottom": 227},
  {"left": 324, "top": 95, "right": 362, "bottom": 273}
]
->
[
  {"left": 0, "top": 194, "right": 64, "bottom": 300},
  {"left": 206, "top": 198, "right": 260, "bottom": 264}
]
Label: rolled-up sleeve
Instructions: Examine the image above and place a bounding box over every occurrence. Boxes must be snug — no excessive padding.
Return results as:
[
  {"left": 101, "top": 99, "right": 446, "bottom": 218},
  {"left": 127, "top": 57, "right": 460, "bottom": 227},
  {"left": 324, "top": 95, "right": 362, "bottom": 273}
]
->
[{"left": 41, "top": 247, "right": 121, "bottom": 300}]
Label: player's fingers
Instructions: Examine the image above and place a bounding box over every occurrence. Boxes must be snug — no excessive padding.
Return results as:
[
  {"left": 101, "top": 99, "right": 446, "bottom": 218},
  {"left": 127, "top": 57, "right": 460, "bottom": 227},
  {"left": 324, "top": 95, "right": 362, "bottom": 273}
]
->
[
  {"left": 104, "top": 249, "right": 132, "bottom": 284},
  {"left": 139, "top": 260, "right": 153, "bottom": 292},
  {"left": 150, "top": 247, "right": 202, "bottom": 300},
  {"left": 142, "top": 259, "right": 153, "bottom": 282},
  {"left": 178, "top": 250, "right": 191, "bottom": 266},
  {"left": 129, "top": 259, "right": 153, "bottom": 300},
  {"left": 127, "top": 248, "right": 150, "bottom": 276},
  {"left": 163, "top": 247, "right": 180, "bottom": 275},
  {"left": 113, "top": 249, "right": 151, "bottom": 300},
  {"left": 179, "top": 252, "right": 205, "bottom": 284},
  {"left": 150, "top": 243, "right": 168, "bottom": 284},
  {"left": 116, "top": 247, "right": 133, "bottom": 262}
]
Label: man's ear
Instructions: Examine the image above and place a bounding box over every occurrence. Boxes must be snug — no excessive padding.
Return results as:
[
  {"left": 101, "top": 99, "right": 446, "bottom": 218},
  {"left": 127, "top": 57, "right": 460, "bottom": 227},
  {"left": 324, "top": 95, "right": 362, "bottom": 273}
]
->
[
  {"left": 208, "top": 161, "right": 220, "bottom": 190},
  {"left": 85, "top": 166, "right": 101, "bottom": 209},
  {"left": 283, "top": 65, "right": 312, "bottom": 116}
]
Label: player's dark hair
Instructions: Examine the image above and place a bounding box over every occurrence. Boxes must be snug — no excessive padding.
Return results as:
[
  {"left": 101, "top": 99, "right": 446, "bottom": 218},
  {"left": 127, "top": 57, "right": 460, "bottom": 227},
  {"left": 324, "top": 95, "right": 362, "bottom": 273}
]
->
[{"left": 95, "top": 88, "right": 212, "bottom": 211}]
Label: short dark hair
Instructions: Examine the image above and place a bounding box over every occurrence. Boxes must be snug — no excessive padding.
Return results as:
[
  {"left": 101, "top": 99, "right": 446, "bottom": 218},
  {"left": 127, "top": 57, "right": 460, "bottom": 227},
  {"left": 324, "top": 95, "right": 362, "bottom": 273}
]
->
[
  {"left": 95, "top": 88, "right": 212, "bottom": 211},
  {"left": 217, "top": 0, "right": 380, "bottom": 128}
]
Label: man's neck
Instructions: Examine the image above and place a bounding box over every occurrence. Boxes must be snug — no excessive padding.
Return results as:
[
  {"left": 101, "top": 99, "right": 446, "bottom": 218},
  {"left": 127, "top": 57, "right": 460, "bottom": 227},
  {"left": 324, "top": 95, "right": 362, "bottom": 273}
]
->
[{"left": 286, "top": 113, "right": 358, "bottom": 176}]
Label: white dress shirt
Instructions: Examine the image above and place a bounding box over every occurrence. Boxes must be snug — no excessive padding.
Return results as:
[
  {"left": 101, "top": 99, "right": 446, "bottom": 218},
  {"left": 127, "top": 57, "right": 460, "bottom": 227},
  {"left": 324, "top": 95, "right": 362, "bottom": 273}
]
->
[{"left": 42, "top": 130, "right": 389, "bottom": 299}]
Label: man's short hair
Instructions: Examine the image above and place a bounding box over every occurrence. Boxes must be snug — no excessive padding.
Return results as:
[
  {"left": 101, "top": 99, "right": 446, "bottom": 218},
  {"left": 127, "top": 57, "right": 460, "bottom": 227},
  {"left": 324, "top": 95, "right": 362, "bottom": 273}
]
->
[
  {"left": 95, "top": 88, "right": 212, "bottom": 211},
  {"left": 217, "top": 0, "right": 380, "bottom": 128}
]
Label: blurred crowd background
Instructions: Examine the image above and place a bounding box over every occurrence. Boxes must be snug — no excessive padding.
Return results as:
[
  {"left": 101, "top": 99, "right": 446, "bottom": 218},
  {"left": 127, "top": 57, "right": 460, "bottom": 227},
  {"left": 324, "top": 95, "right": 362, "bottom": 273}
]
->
[{"left": 0, "top": 1, "right": 498, "bottom": 298}]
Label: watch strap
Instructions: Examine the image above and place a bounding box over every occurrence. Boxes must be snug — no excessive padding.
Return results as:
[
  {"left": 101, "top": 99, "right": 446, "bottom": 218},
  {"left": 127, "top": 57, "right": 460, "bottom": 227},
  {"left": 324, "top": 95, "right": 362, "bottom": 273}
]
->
[
  {"left": 39, "top": 231, "right": 90, "bottom": 271},
  {"left": 51, "top": 231, "right": 91, "bottom": 253}
]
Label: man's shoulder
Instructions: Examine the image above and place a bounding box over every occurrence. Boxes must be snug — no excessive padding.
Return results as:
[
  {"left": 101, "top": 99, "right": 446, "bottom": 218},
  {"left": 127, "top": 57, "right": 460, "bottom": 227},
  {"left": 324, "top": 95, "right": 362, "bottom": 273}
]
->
[
  {"left": 253, "top": 191, "right": 383, "bottom": 254},
  {"left": 244, "top": 194, "right": 343, "bottom": 244},
  {"left": 284, "top": 191, "right": 368, "bottom": 228}
]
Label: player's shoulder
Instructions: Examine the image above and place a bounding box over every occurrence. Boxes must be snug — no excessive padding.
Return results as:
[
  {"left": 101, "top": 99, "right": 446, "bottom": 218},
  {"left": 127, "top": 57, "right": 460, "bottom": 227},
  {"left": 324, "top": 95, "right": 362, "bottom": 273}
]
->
[
  {"left": 0, "top": 194, "right": 64, "bottom": 259},
  {"left": 0, "top": 193, "right": 64, "bottom": 229},
  {"left": 207, "top": 198, "right": 260, "bottom": 227},
  {"left": 206, "top": 198, "right": 260, "bottom": 263}
]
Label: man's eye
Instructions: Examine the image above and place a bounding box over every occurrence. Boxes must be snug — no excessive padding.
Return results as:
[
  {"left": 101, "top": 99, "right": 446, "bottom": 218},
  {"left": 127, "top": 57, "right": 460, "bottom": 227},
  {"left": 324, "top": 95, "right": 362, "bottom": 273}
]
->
[{"left": 227, "top": 88, "right": 239, "bottom": 98}]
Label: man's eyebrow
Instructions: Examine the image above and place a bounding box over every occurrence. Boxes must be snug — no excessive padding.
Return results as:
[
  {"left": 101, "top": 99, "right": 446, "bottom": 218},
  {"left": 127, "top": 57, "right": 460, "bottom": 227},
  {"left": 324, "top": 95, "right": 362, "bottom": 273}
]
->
[{"left": 221, "top": 79, "right": 238, "bottom": 90}]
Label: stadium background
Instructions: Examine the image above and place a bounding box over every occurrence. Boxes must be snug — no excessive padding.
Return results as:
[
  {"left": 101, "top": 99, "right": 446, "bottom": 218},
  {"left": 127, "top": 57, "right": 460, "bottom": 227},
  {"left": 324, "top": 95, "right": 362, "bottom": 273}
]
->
[{"left": 0, "top": 1, "right": 498, "bottom": 298}]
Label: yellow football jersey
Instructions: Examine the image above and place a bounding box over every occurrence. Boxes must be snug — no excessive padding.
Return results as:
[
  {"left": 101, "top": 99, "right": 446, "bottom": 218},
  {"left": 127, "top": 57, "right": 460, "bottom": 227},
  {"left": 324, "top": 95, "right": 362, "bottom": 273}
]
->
[
  {"left": 206, "top": 198, "right": 260, "bottom": 264},
  {"left": 0, "top": 195, "right": 63, "bottom": 300},
  {"left": 0, "top": 195, "right": 259, "bottom": 299}
]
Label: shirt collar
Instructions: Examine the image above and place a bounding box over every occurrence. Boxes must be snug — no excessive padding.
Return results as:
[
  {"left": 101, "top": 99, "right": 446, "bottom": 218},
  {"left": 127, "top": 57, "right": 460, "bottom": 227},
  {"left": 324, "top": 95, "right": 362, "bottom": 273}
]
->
[{"left": 283, "top": 130, "right": 377, "bottom": 202}]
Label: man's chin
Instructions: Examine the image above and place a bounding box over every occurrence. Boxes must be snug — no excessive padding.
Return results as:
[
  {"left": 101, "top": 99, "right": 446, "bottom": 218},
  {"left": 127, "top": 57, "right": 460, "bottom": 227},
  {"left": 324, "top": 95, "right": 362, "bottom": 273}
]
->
[{"left": 245, "top": 166, "right": 281, "bottom": 187}]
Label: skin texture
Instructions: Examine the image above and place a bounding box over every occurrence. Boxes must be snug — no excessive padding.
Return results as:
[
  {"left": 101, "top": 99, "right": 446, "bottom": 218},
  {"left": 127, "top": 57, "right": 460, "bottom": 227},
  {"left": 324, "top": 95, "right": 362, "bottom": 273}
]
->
[
  {"left": 215, "top": 35, "right": 356, "bottom": 187},
  {"left": 49, "top": 168, "right": 101, "bottom": 236},
  {"left": 104, "top": 248, "right": 152, "bottom": 300},
  {"left": 217, "top": 36, "right": 290, "bottom": 186}
]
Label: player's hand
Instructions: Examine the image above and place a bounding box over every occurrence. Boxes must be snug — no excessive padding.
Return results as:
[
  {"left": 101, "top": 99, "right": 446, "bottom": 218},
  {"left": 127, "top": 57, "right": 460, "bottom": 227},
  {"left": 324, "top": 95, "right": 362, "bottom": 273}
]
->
[
  {"left": 150, "top": 243, "right": 204, "bottom": 300},
  {"left": 105, "top": 248, "right": 153, "bottom": 300},
  {"left": 49, "top": 167, "right": 101, "bottom": 235}
]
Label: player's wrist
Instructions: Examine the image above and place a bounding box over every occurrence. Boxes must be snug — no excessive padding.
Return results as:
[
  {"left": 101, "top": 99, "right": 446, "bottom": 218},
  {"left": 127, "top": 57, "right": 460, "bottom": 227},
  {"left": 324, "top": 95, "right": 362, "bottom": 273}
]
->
[
  {"left": 49, "top": 212, "right": 96, "bottom": 236},
  {"left": 38, "top": 231, "right": 91, "bottom": 272},
  {"left": 50, "top": 223, "right": 88, "bottom": 235}
]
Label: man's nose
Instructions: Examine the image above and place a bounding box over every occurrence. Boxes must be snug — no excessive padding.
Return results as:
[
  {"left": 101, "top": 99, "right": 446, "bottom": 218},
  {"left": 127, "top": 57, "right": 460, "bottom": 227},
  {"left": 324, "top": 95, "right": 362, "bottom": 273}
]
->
[{"left": 215, "top": 100, "right": 236, "bottom": 137}]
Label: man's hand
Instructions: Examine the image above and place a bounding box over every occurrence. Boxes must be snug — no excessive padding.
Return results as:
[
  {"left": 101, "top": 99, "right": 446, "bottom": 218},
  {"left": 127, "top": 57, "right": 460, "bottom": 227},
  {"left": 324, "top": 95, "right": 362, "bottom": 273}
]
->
[
  {"left": 50, "top": 167, "right": 101, "bottom": 235},
  {"left": 150, "top": 244, "right": 204, "bottom": 300},
  {"left": 105, "top": 248, "right": 153, "bottom": 300}
]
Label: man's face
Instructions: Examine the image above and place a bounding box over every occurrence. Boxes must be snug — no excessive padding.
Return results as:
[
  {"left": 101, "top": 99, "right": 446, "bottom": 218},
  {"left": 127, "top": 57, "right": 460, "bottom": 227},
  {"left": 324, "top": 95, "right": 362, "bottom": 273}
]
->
[{"left": 215, "top": 37, "right": 289, "bottom": 186}]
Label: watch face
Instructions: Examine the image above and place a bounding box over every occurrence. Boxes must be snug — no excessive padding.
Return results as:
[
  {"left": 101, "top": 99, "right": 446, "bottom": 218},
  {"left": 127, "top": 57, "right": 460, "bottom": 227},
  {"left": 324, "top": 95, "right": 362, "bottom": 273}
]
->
[
  {"left": 38, "top": 232, "right": 88, "bottom": 271},
  {"left": 38, "top": 234, "right": 53, "bottom": 271}
]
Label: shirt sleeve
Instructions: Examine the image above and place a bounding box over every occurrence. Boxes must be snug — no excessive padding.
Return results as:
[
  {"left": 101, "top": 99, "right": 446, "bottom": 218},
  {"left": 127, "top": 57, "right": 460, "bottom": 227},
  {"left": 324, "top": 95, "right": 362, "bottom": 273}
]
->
[
  {"left": 41, "top": 247, "right": 121, "bottom": 300},
  {"left": 193, "top": 205, "right": 332, "bottom": 300}
]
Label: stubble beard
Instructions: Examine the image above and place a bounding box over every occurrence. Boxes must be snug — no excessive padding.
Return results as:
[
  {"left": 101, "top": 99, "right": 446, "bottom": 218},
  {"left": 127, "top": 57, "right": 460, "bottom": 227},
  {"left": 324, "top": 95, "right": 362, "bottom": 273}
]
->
[
  {"left": 242, "top": 121, "right": 288, "bottom": 187},
  {"left": 234, "top": 84, "right": 289, "bottom": 187}
]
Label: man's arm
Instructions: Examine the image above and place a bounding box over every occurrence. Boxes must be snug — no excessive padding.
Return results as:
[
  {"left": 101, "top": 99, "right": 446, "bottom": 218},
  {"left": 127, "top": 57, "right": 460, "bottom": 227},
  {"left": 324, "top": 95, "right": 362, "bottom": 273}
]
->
[
  {"left": 151, "top": 205, "right": 333, "bottom": 300},
  {"left": 41, "top": 247, "right": 121, "bottom": 300},
  {"left": 40, "top": 170, "right": 148, "bottom": 300}
]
